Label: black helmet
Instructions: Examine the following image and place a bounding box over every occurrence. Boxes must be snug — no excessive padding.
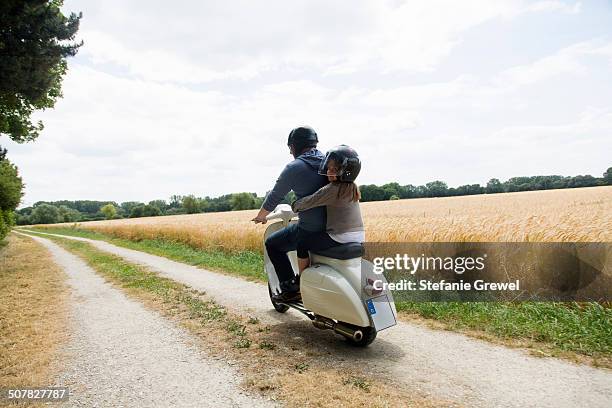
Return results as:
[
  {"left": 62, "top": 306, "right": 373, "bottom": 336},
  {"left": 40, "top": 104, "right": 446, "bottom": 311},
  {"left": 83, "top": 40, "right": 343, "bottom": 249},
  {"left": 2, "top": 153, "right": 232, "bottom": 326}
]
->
[
  {"left": 287, "top": 126, "right": 318, "bottom": 154},
  {"left": 319, "top": 145, "right": 361, "bottom": 182}
]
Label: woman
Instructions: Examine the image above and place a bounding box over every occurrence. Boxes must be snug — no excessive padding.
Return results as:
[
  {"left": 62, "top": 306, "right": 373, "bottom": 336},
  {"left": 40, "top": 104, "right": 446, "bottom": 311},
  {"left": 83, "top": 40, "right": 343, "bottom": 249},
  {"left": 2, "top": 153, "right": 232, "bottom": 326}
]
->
[{"left": 291, "top": 145, "right": 365, "bottom": 274}]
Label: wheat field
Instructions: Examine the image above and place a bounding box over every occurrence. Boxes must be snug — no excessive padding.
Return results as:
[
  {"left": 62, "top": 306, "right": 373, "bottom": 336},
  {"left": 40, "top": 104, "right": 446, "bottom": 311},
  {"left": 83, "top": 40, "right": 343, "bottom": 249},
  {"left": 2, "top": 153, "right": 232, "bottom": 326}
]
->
[{"left": 44, "top": 186, "right": 612, "bottom": 253}]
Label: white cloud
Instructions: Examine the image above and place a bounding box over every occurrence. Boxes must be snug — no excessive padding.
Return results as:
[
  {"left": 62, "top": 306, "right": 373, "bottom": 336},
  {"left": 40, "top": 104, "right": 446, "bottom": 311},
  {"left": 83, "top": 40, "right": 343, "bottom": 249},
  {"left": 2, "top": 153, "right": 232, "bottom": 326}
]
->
[
  {"left": 68, "top": 0, "right": 582, "bottom": 82},
  {"left": 80, "top": 30, "right": 267, "bottom": 83},
  {"left": 525, "top": 0, "right": 582, "bottom": 14},
  {"left": 494, "top": 40, "right": 611, "bottom": 88}
]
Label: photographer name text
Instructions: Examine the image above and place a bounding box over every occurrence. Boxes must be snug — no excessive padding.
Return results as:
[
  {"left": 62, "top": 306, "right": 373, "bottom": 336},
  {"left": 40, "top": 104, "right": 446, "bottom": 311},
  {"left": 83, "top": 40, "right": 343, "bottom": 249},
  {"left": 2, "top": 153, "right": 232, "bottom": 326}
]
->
[{"left": 372, "top": 279, "right": 521, "bottom": 292}]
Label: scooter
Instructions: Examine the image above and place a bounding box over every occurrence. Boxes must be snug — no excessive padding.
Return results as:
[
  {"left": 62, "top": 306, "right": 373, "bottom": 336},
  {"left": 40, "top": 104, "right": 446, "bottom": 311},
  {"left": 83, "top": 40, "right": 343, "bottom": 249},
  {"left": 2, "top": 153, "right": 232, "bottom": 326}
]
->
[{"left": 264, "top": 204, "right": 397, "bottom": 346}]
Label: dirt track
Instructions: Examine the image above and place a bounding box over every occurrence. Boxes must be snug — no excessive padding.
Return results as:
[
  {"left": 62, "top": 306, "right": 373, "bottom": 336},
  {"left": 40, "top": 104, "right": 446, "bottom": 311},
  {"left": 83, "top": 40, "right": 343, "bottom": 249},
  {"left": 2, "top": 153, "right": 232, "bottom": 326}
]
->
[
  {"left": 20, "top": 231, "right": 612, "bottom": 408},
  {"left": 20, "top": 232, "right": 274, "bottom": 408}
]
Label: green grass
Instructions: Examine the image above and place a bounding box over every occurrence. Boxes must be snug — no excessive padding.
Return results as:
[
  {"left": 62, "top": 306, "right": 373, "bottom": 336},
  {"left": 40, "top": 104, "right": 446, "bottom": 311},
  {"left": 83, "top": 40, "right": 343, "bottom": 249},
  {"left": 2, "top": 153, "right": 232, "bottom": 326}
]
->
[
  {"left": 24, "top": 226, "right": 266, "bottom": 281},
  {"left": 397, "top": 301, "right": 612, "bottom": 357},
  {"left": 22, "top": 226, "right": 612, "bottom": 360},
  {"left": 343, "top": 376, "right": 371, "bottom": 393}
]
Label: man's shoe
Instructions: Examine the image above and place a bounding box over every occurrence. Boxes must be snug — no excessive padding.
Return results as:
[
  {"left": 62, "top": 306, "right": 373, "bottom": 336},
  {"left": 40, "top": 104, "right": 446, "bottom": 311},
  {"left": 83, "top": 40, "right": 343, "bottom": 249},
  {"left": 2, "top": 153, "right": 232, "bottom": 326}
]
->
[
  {"left": 272, "top": 291, "right": 302, "bottom": 304},
  {"left": 279, "top": 277, "right": 300, "bottom": 293}
]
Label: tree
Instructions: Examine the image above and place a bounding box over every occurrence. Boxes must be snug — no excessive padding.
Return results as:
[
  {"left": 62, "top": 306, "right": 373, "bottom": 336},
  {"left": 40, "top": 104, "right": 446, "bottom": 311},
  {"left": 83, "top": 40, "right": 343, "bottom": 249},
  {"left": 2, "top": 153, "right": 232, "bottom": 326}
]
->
[
  {"left": 30, "top": 203, "right": 59, "bottom": 224},
  {"left": 129, "top": 204, "right": 145, "bottom": 218},
  {"left": 604, "top": 167, "right": 612, "bottom": 185},
  {"left": 566, "top": 175, "right": 598, "bottom": 188},
  {"left": 100, "top": 203, "right": 117, "bottom": 220},
  {"left": 148, "top": 200, "right": 167, "bottom": 214},
  {"left": 0, "top": 159, "right": 24, "bottom": 211},
  {"left": 0, "top": 0, "right": 82, "bottom": 146},
  {"left": 486, "top": 178, "right": 503, "bottom": 194},
  {"left": 381, "top": 182, "right": 402, "bottom": 200},
  {"left": 456, "top": 184, "right": 484, "bottom": 195},
  {"left": 425, "top": 181, "right": 448, "bottom": 197},
  {"left": 399, "top": 184, "right": 417, "bottom": 199},
  {"left": 197, "top": 198, "right": 210, "bottom": 212},
  {"left": 58, "top": 205, "right": 80, "bottom": 222},
  {"left": 230, "top": 192, "right": 257, "bottom": 211},
  {"left": 142, "top": 204, "right": 161, "bottom": 217},
  {"left": 0, "top": 209, "right": 12, "bottom": 238},
  {"left": 415, "top": 185, "right": 428, "bottom": 198},
  {"left": 169, "top": 195, "right": 182, "bottom": 208},
  {"left": 120, "top": 201, "right": 142, "bottom": 216},
  {"left": 16, "top": 212, "right": 30, "bottom": 225},
  {"left": 0, "top": 158, "right": 23, "bottom": 239},
  {"left": 182, "top": 195, "right": 200, "bottom": 214},
  {"left": 359, "top": 184, "right": 386, "bottom": 202}
]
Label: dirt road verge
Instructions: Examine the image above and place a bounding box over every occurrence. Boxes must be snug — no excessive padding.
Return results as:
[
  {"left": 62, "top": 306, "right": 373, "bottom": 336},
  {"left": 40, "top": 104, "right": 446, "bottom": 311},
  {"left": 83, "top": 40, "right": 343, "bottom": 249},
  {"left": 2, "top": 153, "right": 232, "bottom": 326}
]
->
[{"left": 0, "top": 234, "right": 68, "bottom": 406}]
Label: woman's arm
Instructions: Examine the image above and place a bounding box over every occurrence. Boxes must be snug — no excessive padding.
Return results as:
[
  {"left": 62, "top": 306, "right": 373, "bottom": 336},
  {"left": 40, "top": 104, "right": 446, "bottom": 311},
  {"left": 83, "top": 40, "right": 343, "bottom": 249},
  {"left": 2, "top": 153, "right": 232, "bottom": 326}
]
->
[{"left": 291, "top": 183, "right": 336, "bottom": 212}]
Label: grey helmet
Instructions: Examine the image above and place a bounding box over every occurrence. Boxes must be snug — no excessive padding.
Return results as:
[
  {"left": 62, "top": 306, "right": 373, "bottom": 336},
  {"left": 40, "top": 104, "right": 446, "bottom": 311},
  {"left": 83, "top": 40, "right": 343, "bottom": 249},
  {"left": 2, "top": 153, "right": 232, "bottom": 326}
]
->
[
  {"left": 319, "top": 145, "right": 361, "bottom": 182},
  {"left": 287, "top": 126, "right": 318, "bottom": 155}
]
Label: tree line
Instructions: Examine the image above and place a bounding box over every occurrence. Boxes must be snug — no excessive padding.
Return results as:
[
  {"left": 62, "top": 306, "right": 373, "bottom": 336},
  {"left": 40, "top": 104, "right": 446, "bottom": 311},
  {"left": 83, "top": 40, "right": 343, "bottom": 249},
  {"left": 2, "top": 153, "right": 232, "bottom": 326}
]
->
[
  {"left": 359, "top": 172, "right": 611, "bottom": 202},
  {"left": 14, "top": 167, "right": 612, "bottom": 226},
  {"left": 15, "top": 192, "right": 273, "bottom": 225}
]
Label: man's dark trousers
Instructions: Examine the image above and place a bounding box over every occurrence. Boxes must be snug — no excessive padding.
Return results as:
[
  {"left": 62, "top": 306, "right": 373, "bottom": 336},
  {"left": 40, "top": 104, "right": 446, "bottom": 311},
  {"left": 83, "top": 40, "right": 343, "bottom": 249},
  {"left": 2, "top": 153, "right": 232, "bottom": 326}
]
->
[{"left": 265, "top": 223, "right": 300, "bottom": 291}]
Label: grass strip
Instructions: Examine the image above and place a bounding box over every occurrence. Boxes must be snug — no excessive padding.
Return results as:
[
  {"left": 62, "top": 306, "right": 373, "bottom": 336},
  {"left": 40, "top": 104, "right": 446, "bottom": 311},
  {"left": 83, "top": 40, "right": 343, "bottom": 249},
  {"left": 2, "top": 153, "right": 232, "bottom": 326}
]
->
[
  {"left": 25, "top": 226, "right": 266, "bottom": 282},
  {"left": 25, "top": 226, "right": 612, "bottom": 364},
  {"left": 398, "top": 301, "right": 612, "bottom": 363}
]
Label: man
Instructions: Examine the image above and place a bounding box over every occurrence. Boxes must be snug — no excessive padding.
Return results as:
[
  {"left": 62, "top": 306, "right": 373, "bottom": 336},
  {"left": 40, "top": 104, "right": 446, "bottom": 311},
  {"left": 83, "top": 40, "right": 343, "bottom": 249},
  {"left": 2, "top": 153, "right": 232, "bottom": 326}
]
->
[{"left": 252, "top": 126, "right": 327, "bottom": 302}]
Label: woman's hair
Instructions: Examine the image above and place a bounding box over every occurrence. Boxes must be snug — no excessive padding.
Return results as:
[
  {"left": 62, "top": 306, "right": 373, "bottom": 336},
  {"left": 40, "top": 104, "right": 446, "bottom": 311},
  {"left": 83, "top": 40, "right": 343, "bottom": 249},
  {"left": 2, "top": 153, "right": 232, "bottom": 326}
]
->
[{"left": 336, "top": 182, "right": 361, "bottom": 202}]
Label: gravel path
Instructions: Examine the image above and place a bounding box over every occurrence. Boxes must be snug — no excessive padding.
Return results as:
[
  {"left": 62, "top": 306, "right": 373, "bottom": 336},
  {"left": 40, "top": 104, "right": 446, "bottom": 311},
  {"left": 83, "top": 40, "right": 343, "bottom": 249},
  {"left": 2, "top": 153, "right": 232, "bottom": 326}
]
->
[
  {"left": 21, "top": 233, "right": 274, "bottom": 408},
  {"left": 24, "top": 231, "right": 612, "bottom": 408}
]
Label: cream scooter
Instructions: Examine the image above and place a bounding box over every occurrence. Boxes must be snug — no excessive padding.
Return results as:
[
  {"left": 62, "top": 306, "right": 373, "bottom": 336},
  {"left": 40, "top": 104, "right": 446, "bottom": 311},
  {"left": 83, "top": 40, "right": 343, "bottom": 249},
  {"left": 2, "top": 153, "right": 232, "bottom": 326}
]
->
[{"left": 264, "top": 204, "right": 397, "bottom": 346}]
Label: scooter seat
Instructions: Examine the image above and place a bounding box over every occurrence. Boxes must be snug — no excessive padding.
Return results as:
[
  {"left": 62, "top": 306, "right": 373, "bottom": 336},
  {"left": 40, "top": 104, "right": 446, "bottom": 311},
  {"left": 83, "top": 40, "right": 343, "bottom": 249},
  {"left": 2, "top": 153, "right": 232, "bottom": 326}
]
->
[{"left": 311, "top": 242, "right": 364, "bottom": 260}]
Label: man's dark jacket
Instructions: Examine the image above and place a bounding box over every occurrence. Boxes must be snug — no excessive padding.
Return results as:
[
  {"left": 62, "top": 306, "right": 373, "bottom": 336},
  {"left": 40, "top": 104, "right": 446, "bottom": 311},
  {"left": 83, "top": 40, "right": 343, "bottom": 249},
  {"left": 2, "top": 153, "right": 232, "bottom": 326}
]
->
[{"left": 262, "top": 149, "right": 327, "bottom": 232}]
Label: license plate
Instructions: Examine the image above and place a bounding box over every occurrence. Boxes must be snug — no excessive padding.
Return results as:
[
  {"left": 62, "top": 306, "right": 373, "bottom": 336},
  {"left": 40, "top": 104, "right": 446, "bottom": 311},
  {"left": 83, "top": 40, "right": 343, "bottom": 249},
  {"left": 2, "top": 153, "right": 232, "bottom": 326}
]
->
[
  {"left": 365, "top": 295, "right": 397, "bottom": 331},
  {"left": 366, "top": 299, "right": 377, "bottom": 315}
]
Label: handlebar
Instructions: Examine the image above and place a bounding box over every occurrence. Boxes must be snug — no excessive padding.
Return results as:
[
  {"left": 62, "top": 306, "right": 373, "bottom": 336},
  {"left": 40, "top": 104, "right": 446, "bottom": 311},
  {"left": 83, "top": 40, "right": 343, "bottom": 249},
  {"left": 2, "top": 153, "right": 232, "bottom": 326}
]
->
[{"left": 265, "top": 204, "right": 297, "bottom": 223}]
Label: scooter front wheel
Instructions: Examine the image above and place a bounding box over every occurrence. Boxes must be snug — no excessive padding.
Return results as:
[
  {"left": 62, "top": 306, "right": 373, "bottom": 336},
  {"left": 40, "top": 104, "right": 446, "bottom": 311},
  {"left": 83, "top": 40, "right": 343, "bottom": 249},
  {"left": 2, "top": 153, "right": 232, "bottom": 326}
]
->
[{"left": 268, "top": 283, "right": 289, "bottom": 313}]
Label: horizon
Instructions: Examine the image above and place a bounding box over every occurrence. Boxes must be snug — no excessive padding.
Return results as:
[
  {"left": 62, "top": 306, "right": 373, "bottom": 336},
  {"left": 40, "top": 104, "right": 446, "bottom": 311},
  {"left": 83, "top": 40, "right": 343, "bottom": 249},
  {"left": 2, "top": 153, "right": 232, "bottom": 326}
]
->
[{"left": 18, "top": 166, "right": 609, "bottom": 209}]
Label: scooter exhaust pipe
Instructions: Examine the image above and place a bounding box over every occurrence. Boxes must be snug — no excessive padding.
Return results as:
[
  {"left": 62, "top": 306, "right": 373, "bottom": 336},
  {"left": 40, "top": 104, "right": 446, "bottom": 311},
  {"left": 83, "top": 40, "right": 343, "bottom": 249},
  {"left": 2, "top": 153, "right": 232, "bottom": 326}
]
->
[
  {"left": 312, "top": 318, "right": 364, "bottom": 342},
  {"left": 334, "top": 323, "right": 363, "bottom": 342}
]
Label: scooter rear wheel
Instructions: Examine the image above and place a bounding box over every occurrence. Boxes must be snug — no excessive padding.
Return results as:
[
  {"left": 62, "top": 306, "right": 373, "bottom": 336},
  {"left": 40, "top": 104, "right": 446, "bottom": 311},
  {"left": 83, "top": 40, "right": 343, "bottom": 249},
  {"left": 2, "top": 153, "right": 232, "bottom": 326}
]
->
[
  {"left": 268, "top": 283, "right": 289, "bottom": 313},
  {"left": 348, "top": 326, "right": 377, "bottom": 347}
]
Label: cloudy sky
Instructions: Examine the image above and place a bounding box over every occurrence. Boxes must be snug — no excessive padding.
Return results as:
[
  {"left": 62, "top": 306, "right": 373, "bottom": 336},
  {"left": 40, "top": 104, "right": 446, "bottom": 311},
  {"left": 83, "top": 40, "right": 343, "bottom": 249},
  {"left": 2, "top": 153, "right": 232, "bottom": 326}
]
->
[{"left": 4, "top": 0, "right": 612, "bottom": 207}]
